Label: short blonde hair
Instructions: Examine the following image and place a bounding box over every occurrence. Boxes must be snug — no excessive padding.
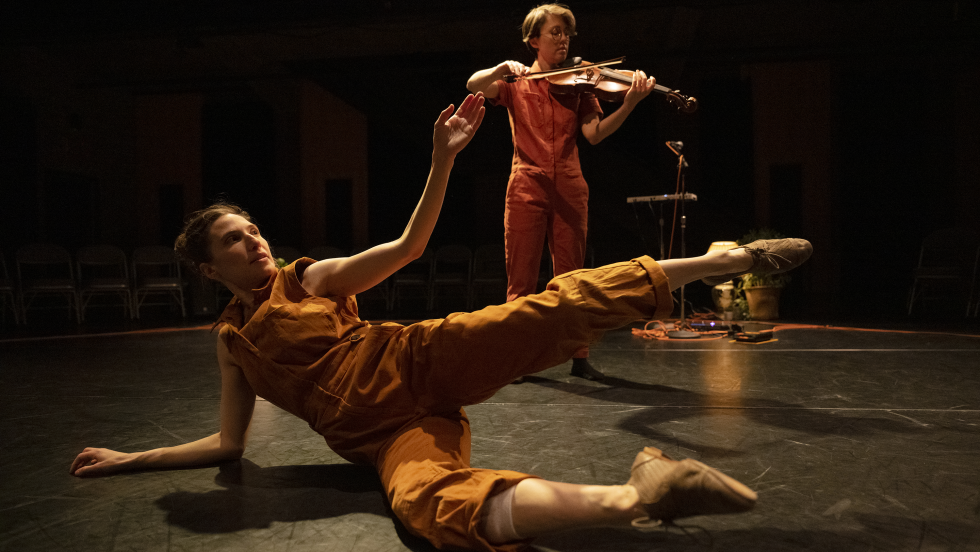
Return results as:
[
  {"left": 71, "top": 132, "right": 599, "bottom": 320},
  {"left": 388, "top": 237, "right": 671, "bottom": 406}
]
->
[{"left": 521, "top": 3, "right": 576, "bottom": 52}]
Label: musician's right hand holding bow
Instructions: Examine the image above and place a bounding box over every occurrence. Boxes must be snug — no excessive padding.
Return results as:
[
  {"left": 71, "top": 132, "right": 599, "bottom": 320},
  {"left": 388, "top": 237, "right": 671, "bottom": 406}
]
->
[
  {"left": 466, "top": 60, "right": 529, "bottom": 100},
  {"left": 499, "top": 60, "right": 529, "bottom": 79}
]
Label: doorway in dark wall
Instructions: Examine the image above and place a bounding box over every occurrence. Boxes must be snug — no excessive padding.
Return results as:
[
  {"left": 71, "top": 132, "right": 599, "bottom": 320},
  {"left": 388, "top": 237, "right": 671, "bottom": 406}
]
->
[
  {"left": 698, "top": 76, "right": 755, "bottom": 242},
  {"left": 159, "top": 183, "right": 185, "bottom": 246},
  {"left": 769, "top": 162, "right": 805, "bottom": 316},
  {"left": 0, "top": 97, "right": 39, "bottom": 249},
  {"left": 324, "top": 178, "right": 353, "bottom": 252},
  {"left": 202, "top": 97, "right": 278, "bottom": 239},
  {"left": 690, "top": 75, "right": 755, "bottom": 312},
  {"left": 769, "top": 163, "right": 803, "bottom": 239},
  {"left": 838, "top": 68, "right": 954, "bottom": 317}
]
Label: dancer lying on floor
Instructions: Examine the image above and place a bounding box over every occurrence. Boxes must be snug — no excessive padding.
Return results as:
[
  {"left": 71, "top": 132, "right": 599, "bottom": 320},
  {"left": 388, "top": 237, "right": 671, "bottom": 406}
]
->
[{"left": 70, "top": 92, "right": 812, "bottom": 552}]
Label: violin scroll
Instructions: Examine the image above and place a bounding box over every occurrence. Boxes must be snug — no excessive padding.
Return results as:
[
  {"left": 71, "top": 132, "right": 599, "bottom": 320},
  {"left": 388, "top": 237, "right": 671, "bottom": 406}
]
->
[{"left": 665, "top": 90, "right": 698, "bottom": 113}]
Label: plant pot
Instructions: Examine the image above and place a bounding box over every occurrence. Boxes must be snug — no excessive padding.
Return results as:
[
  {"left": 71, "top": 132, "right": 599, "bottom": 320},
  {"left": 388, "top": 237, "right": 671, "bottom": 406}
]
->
[{"left": 744, "top": 286, "right": 782, "bottom": 320}]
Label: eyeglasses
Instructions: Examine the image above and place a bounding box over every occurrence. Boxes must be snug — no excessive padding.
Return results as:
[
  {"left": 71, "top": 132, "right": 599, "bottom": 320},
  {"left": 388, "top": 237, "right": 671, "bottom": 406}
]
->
[{"left": 546, "top": 27, "right": 574, "bottom": 42}]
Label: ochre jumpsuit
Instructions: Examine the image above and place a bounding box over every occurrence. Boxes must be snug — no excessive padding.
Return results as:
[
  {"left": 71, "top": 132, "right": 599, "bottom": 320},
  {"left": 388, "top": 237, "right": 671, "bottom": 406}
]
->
[
  {"left": 218, "top": 255, "right": 671, "bottom": 551},
  {"left": 492, "top": 78, "right": 602, "bottom": 359}
]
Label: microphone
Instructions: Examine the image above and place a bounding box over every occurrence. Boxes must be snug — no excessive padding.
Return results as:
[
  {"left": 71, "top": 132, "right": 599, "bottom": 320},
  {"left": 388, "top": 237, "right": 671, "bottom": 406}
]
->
[{"left": 666, "top": 141, "right": 688, "bottom": 167}]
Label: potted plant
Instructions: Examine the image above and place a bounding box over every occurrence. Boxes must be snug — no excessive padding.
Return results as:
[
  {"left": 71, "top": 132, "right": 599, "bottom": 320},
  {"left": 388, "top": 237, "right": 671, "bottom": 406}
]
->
[{"left": 731, "top": 229, "right": 791, "bottom": 320}]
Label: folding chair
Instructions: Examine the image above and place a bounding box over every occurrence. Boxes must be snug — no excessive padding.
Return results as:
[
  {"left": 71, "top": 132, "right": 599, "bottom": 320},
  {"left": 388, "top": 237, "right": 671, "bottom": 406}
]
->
[
  {"left": 16, "top": 243, "right": 80, "bottom": 323},
  {"left": 77, "top": 245, "right": 133, "bottom": 321},
  {"left": 132, "top": 245, "right": 186, "bottom": 319},
  {"left": 0, "top": 251, "right": 20, "bottom": 324},
  {"left": 430, "top": 245, "right": 472, "bottom": 312},
  {"left": 389, "top": 247, "right": 433, "bottom": 312},
  {"left": 469, "top": 244, "right": 507, "bottom": 310},
  {"left": 907, "top": 228, "right": 980, "bottom": 316}
]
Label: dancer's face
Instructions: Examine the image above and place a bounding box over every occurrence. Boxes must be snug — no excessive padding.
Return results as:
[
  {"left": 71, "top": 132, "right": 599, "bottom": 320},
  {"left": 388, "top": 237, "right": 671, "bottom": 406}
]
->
[{"left": 201, "top": 214, "right": 277, "bottom": 290}]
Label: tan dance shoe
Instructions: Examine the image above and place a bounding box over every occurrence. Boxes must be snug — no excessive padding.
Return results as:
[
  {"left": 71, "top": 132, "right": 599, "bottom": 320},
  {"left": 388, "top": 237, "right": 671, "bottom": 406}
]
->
[
  {"left": 702, "top": 238, "right": 813, "bottom": 286},
  {"left": 626, "top": 446, "right": 758, "bottom": 529}
]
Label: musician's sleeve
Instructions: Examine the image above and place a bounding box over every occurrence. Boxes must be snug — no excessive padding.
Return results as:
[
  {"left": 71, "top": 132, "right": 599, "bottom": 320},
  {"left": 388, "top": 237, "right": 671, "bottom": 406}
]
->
[
  {"left": 489, "top": 79, "right": 513, "bottom": 108},
  {"left": 579, "top": 90, "right": 602, "bottom": 119}
]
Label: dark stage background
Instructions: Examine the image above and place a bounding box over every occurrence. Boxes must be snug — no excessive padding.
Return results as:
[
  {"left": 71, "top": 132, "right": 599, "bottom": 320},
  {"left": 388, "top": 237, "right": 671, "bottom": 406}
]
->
[{"left": 1, "top": 0, "right": 977, "bottom": 322}]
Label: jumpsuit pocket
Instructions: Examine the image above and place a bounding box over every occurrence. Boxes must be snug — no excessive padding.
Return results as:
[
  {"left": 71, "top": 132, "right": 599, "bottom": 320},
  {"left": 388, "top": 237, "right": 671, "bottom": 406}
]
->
[{"left": 520, "top": 90, "right": 549, "bottom": 128}]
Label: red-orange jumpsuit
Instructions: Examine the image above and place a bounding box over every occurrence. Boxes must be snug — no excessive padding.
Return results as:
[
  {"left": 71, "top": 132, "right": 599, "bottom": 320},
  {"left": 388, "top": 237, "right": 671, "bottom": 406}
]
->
[
  {"left": 492, "top": 78, "right": 602, "bottom": 359},
  {"left": 218, "top": 256, "right": 671, "bottom": 551}
]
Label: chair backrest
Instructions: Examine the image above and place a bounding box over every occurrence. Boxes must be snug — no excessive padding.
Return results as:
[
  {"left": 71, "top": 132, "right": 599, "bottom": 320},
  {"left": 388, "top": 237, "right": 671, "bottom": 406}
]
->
[
  {"left": 918, "top": 228, "right": 980, "bottom": 269},
  {"left": 473, "top": 244, "right": 506, "bottom": 278},
  {"left": 16, "top": 243, "right": 74, "bottom": 280},
  {"left": 308, "top": 245, "right": 347, "bottom": 260},
  {"left": 133, "top": 245, "right": 179, "bottom": 265},
  {"left": 0, "top": 251, "right": 12, "bottom": 289},
  {"left": 17, "top": 243, "right": 72, "bottom": 265},
  {"left": 435, "top": 244, "right": 472, "bottom": 264},
  {"left": 77, "top": 245, "right": 129, "bottom": 277},
  {"left": 77, "top": 244, "right": 127, "bottom": 265},
  {"left": 433, "top": 245, "right": 472, "bottom": 280},
  {"left": 75, "top": 245, "right": 128, "bottom": 269},
  {"left": 132, "top": 245, "right": 181, "bottom": 279}
]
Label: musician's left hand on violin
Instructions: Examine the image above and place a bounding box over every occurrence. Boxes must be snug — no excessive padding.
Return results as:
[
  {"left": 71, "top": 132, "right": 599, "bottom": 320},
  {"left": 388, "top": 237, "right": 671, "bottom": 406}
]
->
[{"left": 623, "top": 70, "right": 656, "bottom": 109}]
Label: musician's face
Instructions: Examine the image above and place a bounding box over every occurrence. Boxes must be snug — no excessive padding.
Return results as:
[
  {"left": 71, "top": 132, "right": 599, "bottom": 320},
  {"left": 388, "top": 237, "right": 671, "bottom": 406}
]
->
[{"left": 530, "top": 14, "right": 570, "bottom": 66}]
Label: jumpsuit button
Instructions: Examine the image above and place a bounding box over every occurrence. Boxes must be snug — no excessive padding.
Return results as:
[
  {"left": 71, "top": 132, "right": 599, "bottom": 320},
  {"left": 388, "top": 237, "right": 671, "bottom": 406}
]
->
[{"left": 350, "top": 334, "right": 362, "bottom": 342}]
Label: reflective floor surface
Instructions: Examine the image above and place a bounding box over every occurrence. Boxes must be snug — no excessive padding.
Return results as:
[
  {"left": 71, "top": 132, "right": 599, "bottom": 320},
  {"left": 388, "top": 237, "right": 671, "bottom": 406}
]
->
[{"left": 2, "top": 321, "right": 979, "bottom": 551}]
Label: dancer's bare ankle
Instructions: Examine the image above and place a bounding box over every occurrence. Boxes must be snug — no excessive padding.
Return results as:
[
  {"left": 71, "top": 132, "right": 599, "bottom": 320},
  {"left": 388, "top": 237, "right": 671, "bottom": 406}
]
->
[
  {"left": 729, "top": 249, "right": 753, "bottom": 272},
  {"left": 707, "top": 249, "right": 749, "bottom": 275}
]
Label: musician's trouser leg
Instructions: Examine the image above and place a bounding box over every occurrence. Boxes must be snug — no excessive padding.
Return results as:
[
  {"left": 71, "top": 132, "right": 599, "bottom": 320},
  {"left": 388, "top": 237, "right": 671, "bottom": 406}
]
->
[
  {"left": 549, "top": 173, "right": 589, "bottom": 358},
  {"left": 503, "top": 172, "right": 548, "bottom": 303}
]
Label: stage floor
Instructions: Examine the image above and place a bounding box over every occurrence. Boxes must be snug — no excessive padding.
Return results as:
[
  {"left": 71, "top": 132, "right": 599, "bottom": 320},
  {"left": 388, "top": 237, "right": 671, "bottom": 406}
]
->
[{"left": 2, "top": 320, "right": 979, "bottom": 551}]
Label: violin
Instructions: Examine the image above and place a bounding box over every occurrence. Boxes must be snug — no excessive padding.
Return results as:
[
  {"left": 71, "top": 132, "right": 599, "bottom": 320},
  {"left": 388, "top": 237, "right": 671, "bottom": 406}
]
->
[{"left": 505, "top": 57, "right": 698, "bottom": 113}]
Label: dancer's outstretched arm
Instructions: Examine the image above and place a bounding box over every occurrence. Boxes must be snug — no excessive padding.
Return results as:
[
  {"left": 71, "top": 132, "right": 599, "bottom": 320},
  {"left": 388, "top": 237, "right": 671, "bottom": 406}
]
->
[
  {"left": 70, "top": 339, "right": 256, "bottom": 477},
  {"left": 301, "top": 93, "right": 486, "bottom": 299}
]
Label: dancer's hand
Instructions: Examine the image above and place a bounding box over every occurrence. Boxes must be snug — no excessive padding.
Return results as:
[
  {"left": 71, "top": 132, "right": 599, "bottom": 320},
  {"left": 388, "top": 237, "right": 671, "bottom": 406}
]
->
[
  {"left": 70, "top": 447, "right": 136, "bottom": 477},
  {"left": 433, "top": 92, "right": 486, "bottom": 160}
]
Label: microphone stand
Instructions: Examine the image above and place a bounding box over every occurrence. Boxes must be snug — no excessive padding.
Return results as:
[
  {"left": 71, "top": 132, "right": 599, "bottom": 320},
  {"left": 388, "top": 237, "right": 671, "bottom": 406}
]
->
[{"left": 665, "top": 142, "right": 700, "bottom": 340}]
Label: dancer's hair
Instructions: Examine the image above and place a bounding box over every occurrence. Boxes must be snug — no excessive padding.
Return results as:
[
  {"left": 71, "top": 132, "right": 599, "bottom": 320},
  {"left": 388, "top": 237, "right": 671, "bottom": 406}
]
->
[{"left": 174, "top": 202, "right": 253, "bottom": 274}]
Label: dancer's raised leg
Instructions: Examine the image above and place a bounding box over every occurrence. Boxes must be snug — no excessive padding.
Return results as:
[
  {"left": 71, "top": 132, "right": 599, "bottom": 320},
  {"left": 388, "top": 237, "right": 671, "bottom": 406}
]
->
[
  {"left": 658, "top": 238, "right": 812, "bottom": 291},
  {"left": 657, "top": 249, "right": 751, "bottom": 292}
]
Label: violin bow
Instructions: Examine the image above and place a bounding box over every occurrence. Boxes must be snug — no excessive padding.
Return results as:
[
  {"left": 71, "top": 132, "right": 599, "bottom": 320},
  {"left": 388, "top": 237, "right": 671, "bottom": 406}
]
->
[{"left": 505, "top": 57, "right": 625, "bottom": 83}]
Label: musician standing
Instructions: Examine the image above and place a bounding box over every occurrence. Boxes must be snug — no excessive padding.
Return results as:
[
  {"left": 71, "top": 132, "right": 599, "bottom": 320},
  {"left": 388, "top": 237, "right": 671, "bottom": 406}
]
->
[{"left": 466, "top": 3, "right": 656, "bottom": 380}]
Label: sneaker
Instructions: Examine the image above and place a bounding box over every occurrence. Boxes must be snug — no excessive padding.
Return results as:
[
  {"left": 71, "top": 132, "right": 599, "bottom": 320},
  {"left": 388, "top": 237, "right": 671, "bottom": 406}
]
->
[
  {"left": 627, "top": 446, "right": 757, "bottom": 528},
  {"left": 702, "top": 238, "right": 812, "bottom": 286}
]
